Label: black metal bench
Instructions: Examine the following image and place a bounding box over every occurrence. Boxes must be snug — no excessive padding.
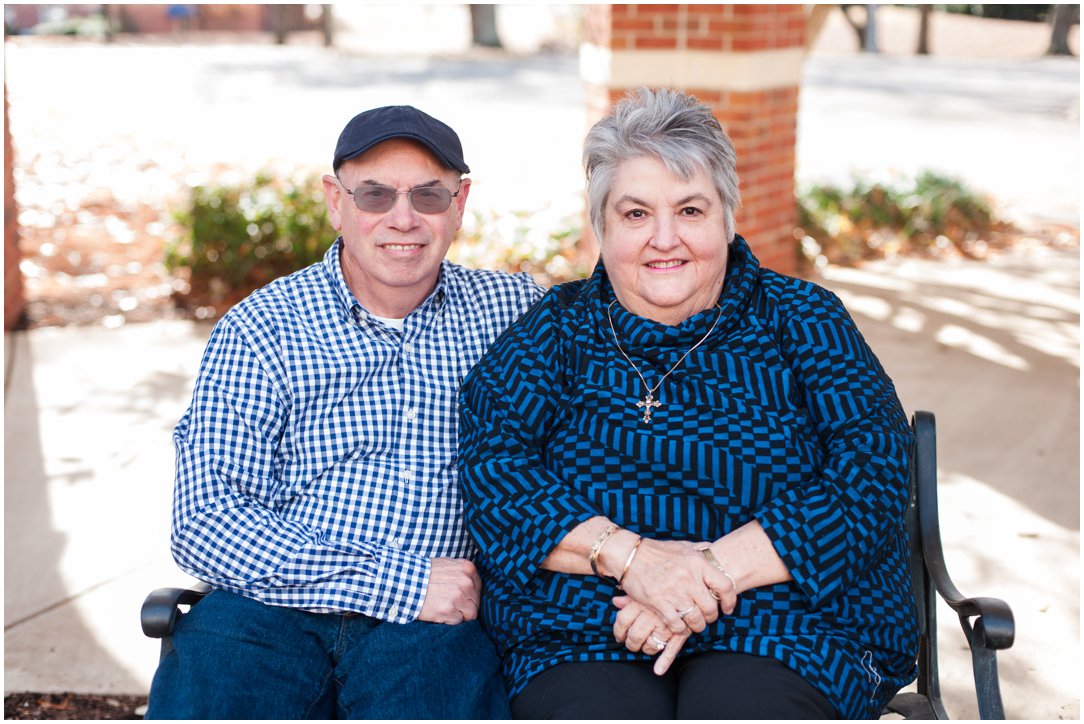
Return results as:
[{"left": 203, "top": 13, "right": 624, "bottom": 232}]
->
[
  {"left": 142, "top": 410, "right": 1015, "bottom": 718},
  {"left": 881, "top": 411, "right": 1014, "bottom": 718}
]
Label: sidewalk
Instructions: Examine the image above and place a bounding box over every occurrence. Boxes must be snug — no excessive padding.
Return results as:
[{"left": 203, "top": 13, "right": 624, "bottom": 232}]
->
[
  {"left": 4, "top": 8, "right": 1080, "bottom": 720},
  {"left": 4, "top": 321, "right": 203, "bottom": 695}
]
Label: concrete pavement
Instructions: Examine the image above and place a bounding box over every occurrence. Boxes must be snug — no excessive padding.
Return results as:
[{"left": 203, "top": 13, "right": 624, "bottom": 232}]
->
[
  {"left": 4, "top": 10, "right": 1079, "bottom": 720},
  {"left": 4, "top": 321, "right": 208, "bottom": 694}
]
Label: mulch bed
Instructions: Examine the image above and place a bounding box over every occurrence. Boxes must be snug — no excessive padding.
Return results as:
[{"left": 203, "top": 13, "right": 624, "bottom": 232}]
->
[{"left": 4, "top": 693, "right": 148, "bottom": 720}]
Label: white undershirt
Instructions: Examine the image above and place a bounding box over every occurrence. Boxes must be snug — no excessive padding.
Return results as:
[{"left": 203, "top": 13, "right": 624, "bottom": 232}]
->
[{"left": 372, "top": 315, "right": 405, "bottom": 332}]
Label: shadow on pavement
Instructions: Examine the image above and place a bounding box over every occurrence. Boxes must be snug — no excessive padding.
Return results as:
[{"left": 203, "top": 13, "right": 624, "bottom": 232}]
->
[
  {"left": 4, "top": 333, "right": 146, "bottom": 695},
  {"left": 818, "top": 246, "right": 1079, "bottom": 531}
]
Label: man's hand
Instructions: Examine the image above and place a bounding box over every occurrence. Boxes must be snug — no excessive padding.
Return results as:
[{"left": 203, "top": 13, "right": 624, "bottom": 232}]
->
[{"left": 417, "top": 558, "right": 482, "bottom": 624}]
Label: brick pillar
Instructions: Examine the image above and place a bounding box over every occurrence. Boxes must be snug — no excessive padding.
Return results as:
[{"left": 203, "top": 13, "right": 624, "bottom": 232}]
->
[
  {"left": 5, "top": 86, "right": 25, "bottom": 330},
  {"left": 580, "top": 4, "right": 805, "bottom": 275}
]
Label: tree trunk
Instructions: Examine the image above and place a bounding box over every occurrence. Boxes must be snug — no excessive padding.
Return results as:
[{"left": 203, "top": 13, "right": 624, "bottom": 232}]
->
[
  {"left": 916, "top": 4, "right": 932, "bottom": 55},
  {"left": 469, "top": 4, "right": 502, "bottom": 48},
  {"left": 1048, "top": 4, "right": 1079, "bottom": 56},
  {"left": 840, "top": 4, "right": 878, "bottom": 52},
  {"left": 101, "top": 4, "right": 114, "bottom": 42},
  {"left": 271, "top": 5, "right": 287, "bottom": 45},
  {"left": 840, "top": 4, "right": 867, "bottom": 49},
  {"left": 320, "top": 4, "right": 333, "bottom": 48},
  {"left": 864, "top": 4, "right": 879, "bottom": 53}
]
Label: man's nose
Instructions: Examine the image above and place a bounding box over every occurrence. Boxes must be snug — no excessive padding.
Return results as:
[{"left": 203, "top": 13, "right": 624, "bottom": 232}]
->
[{"left": 384, "top": 191, "right": 420, "bottom": 230}]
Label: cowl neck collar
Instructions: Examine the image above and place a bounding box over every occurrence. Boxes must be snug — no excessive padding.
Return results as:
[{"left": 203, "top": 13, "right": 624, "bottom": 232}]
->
[{"left": 587, "top": 235, "right": 760, "bottom": 359}]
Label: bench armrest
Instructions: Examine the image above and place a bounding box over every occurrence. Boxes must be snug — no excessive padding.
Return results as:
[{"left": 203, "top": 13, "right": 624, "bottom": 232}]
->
[
  {"left": 911, "top": 410, "right": 1015, "bottom": 719},
  {"left": 913, "top": 411, "right": 1015, "bottom": 651},
  {"left": 938, "top": 593, "right": 1015, "bottom": 650},
  {"left": 140, "top": 582, "right": 213, "bottom": 639}
]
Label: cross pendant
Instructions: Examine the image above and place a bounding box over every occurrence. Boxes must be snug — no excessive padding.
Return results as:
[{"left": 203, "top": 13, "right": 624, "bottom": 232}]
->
[{"left": 636, "top": 393, "right": 661, "bottom": 423}]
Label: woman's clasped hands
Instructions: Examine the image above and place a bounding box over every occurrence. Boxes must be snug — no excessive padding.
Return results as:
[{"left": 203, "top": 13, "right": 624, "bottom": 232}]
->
[{"left": 597, "top": 534, "right": 740, "bottom": 675}]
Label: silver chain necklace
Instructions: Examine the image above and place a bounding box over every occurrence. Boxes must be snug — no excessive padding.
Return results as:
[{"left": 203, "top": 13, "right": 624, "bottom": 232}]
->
[{"left": 606, "top": 300, "right": 723, "bottom": 424}]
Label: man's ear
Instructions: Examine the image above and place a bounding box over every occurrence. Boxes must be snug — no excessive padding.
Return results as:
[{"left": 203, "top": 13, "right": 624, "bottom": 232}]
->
[
  {"left": 322, "top": 174, "right": 344, "bottom": 231},
  {"left": 453, "top": 178, "right": 471, "bottom": 230}
]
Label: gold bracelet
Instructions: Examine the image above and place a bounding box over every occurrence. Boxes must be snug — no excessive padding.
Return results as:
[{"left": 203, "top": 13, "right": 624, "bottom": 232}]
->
[
  {"left": 699, "top": 546, "right": 737, "bottom": 593},
  {"left": 616, "top": 537, "right": 643, "bottom": 589},
  {"left": 589, "top": 524, "right": 619, "bottom": 578}
]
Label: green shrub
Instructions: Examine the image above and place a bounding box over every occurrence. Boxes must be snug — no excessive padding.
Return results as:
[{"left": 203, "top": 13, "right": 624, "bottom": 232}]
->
[
  {"left": 797, "top": 171, "right": 1003, "bottom": 266},
  {"left": 166, "top": 173, "right": 333, "bottom": 316}
]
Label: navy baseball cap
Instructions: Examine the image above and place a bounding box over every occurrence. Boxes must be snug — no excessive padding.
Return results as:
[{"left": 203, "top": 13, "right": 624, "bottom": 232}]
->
[{"left": 332, "top": 105, "right": 470, "bottom": 174}]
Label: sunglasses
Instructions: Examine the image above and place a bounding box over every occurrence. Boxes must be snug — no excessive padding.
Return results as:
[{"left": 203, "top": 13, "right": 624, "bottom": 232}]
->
[{"left": 334, "top": 176, "right": 463, "bottom": 215}]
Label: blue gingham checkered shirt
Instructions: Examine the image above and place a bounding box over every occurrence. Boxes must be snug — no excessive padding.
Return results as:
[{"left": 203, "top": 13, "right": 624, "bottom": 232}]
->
[{"left": 171, "top": 239, "right": 543, "bottom": 622}]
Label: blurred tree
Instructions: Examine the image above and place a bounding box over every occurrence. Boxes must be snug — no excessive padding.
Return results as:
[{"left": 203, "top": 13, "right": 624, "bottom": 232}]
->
[
  {"left": 841, "top": 4, "right": 879, "bottom": 52},
  {"left": 944, "top": 5, "right": 1050, "bottom": 21},
  {"left": 320, "top": 4, "right": 333, "bottom": 48},
  {"left": 271, "top": 4, "right": 288, "bottom": 44},
  {"left": 270, "top": 5, "right": 334, "bottom": 47},
  {"left": 470, "top": 4, "right": 502, "bottom": 48},
  {"left": 916, "top": 4, "right": 932, "bottom": 54},
  {"left": 1048, "top": 4, "right": 1079, "bottom": 55},
  {"left": 101, "top": 4, "right": 114, "bottom": 42}
]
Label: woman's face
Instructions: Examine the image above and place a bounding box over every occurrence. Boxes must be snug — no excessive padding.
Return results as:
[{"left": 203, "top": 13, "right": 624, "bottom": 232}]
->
[{"left": 601, "top": 155, "right": 730, "bottom": 326}]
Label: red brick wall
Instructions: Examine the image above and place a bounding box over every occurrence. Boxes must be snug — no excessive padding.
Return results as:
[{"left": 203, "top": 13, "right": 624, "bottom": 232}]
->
[
  {"left": 702, "top": 86, "right": 801, "bottom": 274},
  {"left": 606, "top": 4, "right": 806, "bottom": 51},
  {"left": 5, "top": 86, "right": 25, "bottom": 330},
  {"left": 582, "top": 4, "right": 805, "bottom": 275}
]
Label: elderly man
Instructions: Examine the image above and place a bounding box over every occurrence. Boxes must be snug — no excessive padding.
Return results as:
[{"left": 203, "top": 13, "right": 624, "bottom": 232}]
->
[{"left": 145, "top": 106, "right": 544, "bottom": 719}]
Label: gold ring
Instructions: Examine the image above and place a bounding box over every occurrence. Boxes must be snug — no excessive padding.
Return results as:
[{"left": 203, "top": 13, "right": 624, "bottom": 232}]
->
[{"left": 708, "top": 588, "right": 721, "bottom": 601}]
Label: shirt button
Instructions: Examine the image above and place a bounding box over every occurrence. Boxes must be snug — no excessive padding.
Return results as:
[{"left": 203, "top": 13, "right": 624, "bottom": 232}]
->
[
  {"left": 402, "top": 342, "right": 412, "bottom": 355},
  {"left": 400, "top": 469, "right": 415, "bottom": 481},
  {"left": 388, "top": 537, "right": 401, "bottom": 549},
  {"left": 405, "top": 408, "right": 418, "bottom": 422},
  {"left": 387, "top": 604, "right": 400, "bottom": 620}
]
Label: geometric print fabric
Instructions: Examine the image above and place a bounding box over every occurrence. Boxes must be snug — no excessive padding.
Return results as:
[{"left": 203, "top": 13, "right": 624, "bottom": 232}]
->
[{"left": 459, "top": 235, "right": 919, "bottom": 718}]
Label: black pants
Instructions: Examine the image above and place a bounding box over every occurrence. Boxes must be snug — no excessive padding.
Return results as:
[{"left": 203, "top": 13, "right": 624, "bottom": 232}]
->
[{"left": 511, "top": 652, "right": 838, "bottom": 720}]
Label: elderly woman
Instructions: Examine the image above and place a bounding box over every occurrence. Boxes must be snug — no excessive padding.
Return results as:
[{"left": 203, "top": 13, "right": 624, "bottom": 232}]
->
[{"left": 458, "top": 88, "right": 918, "bottom": 719}]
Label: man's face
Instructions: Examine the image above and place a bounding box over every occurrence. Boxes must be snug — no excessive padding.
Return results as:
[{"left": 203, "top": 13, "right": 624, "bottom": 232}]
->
[{"left": 324, "top": 138, "right": 470, "bottom": 318}]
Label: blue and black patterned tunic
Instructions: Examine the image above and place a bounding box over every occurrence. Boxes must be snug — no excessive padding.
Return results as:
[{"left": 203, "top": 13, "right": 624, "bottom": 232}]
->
[{"left": 458, "top": 236, "right": 919, "bottom": 719}]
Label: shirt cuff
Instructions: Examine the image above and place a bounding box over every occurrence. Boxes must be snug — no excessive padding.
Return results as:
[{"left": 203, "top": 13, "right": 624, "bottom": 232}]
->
[{"left": 367, "top": 546, "right": 431, "bottom": 623}]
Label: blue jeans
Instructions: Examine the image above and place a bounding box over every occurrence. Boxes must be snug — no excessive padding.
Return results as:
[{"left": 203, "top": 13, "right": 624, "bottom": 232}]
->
[{"left": 145, "top": 590, "right": 510, "bottom": 719}]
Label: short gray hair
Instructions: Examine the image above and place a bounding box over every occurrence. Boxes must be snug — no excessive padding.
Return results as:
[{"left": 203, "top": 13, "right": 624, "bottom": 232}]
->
[{"left": 583, "top": 87, "right": 740, "bottom": 243}]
